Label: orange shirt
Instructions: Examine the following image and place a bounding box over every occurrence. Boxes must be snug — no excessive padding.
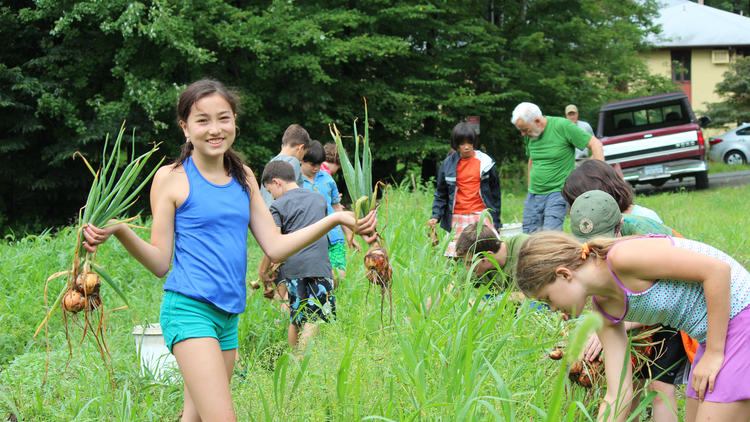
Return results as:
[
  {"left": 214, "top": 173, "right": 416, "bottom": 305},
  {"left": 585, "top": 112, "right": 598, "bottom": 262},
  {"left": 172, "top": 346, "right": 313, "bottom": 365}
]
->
[{"left": 453, "top": 153, "right": 486, "bottom": 214}]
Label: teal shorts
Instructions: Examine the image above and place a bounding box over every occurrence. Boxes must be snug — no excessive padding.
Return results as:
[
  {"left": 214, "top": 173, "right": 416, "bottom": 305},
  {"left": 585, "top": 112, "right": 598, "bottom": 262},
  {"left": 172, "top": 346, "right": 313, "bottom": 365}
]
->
[
  {"left": 159, "top": 291, "right": 239, "bottom": 353},
  {"left": 328, "top": 241, "right": 347, "bottom": 271}
]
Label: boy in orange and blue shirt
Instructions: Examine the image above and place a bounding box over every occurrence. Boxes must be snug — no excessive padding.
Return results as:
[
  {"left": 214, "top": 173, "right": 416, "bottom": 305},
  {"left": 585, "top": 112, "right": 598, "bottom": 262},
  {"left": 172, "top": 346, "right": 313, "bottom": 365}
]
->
[{"left": 428, "top": 122, "right": 502, "bottom": 256}]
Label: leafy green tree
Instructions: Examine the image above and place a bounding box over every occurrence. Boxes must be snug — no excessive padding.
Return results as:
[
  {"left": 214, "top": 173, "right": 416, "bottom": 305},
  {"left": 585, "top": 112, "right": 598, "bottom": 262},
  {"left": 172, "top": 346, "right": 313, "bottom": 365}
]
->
[
  {"left": 702, "top": 0, "right": 749, "bottom": 16},
  {"left": 0, "top": 0, "right": 675, "bottom": 234},
  {"left": 705, "top": 57, "right": 750, "bottom": 125},
  {"left": 491, "top": 0, "right": 675, "bottom": 136}
]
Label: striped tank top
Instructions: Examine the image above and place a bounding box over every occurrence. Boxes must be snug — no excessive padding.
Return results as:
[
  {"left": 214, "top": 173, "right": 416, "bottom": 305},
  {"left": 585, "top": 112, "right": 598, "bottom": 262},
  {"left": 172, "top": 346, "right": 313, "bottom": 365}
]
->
[{"left": 593, "top": 235, "right": 750, "bottom": 343}]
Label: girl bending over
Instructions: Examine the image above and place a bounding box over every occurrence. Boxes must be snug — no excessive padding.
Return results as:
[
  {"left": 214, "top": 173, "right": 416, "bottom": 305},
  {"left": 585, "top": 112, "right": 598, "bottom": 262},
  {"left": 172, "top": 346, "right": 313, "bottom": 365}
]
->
[{"left": 516, "top": 231, "right": 750, "bottom": 422}]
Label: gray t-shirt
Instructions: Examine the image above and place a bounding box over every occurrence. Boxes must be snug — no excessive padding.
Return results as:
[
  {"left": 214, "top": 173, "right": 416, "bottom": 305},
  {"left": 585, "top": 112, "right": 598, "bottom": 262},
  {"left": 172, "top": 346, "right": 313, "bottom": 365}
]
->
[
  {"left": 260, "top": 154, "right": 304, "bottom": 206},
  {"left": 270, "top": 188, "right": 332, "bottom": 280},
  {"left": 574, "top": 120, "right": 595, "bottom": 159}
]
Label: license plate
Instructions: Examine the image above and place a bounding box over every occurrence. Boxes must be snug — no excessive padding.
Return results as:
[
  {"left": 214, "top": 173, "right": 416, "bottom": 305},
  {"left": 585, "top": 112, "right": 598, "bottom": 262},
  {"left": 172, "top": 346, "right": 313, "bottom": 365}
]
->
[{"left": 644, "top": 165, "right": 664, "bottom": 177}]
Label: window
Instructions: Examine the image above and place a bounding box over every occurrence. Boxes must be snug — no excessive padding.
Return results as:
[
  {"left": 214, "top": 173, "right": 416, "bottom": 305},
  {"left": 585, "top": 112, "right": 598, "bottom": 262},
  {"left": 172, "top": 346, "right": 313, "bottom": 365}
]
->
[
  {"left": 647, "top": 108, "right": 664, "bottom": 124},
  {"left": 671, "top": 50, "right": 691, "bottom": 82},
  {"left": 663, "top": 105, "right": 683, "bottom": 122},
  {"left": 607, "top": 101, "right": 688, "bottom": 135},
  {"left": 614, "top": 112, "right": 634, "bottom": 130},
  {"left": 712, "top": 50, "right": 730, "bottom": 64},
  {"left": 633, "top": 110, "right": 648, "bottom": 126}
]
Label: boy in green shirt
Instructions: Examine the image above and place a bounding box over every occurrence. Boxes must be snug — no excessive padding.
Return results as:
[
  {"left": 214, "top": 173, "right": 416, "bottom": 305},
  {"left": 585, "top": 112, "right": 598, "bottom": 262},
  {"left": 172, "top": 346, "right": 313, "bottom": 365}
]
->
[{"left": 455, "top": 222, "right": 528, "bottom": 291}]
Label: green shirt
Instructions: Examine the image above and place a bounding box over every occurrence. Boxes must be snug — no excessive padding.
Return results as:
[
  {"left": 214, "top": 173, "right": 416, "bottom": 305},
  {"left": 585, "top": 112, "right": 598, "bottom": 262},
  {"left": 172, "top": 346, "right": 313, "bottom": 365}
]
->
[
  {"left": 621, "top": 214, "right": 674, "bottom": 236},
  {"left": 500, "top": 233, "right": 529, "bottom": 286},
  {"left": 479, "top": 233, "right": 530, "bottom": 292},
  {"left": 525, "top": 116, "right": 591, "bottom": 194}
]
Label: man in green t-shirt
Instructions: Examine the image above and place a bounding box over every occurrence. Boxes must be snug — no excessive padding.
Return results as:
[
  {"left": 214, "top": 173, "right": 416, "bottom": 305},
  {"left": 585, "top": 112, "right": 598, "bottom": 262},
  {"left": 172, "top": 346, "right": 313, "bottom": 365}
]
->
[{"left": 510, "top": 102, "right": 604, "bottom": 234}]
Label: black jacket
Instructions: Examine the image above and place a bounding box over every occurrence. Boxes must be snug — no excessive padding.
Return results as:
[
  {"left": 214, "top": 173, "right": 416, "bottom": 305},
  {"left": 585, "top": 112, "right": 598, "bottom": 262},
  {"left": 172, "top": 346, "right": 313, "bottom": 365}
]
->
[{"left": 430, "top": 150, "right": 502, "bottom": 232}]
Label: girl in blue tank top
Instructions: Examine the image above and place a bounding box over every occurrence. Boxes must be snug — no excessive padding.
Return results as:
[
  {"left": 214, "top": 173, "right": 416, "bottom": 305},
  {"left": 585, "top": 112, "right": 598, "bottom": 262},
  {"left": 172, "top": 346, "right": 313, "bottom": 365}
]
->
[
  {"left": 81, "top": 79, "right": 378, "bottom": 422},
  {"left": 515, "top": 231, "right": 750, "bottom": 422}
]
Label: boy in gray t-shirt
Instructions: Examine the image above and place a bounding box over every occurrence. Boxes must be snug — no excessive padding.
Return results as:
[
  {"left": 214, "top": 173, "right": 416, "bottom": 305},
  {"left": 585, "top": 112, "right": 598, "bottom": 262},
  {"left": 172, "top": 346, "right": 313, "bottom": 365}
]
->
[
  {"left": 259, "top": 123, "right": 310, "bottom": 206},
  {"left": 260, "top": 160, "right": 335, "bottom": 352}
]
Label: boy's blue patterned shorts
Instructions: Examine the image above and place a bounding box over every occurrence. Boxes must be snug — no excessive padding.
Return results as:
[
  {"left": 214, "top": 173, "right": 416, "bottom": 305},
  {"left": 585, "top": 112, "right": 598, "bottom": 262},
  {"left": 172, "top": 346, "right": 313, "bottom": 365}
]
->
[{"left": 284, "top": 277, "right": 336, "bottom": 326}]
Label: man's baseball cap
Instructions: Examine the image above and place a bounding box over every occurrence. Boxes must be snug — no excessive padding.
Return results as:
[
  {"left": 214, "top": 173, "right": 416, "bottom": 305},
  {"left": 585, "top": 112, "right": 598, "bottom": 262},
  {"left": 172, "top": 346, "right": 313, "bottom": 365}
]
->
[
  {"left": 565, "top": 104, "right": 578, "bottom": 114},
  {"left": 570, "top": 190, "right": 622, "bottom": 241}
]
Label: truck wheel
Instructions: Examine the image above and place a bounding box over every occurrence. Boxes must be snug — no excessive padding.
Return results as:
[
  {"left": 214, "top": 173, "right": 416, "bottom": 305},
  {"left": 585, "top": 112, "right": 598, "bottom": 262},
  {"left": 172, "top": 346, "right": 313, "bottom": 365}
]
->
[{"left": 695, "top": 171, "right": 709, "bottom": 190}]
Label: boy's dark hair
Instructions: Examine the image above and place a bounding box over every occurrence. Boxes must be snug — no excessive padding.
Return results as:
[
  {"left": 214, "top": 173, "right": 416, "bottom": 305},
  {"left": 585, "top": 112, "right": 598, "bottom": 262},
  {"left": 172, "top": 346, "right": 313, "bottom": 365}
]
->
[
  {"left": 562, "top": 160, "right": 634, "bottom": 212},
  {"left": 323, "top": 143, "right": 340, "bottom": 165},
  {"left": 303, "top": 140, "right": 325, "bottom": 165},
  {"left": 261, "top": 160, "right": 296, "bottom": 185},
  {"left": 450, "top": 122, "right": 479, "bottom": 151},
  {"left": 455, "top": 223, "right": 501, "bottom": 257},
  {"left": 281, "top": 124, "right": 311, "bottom": 148}
]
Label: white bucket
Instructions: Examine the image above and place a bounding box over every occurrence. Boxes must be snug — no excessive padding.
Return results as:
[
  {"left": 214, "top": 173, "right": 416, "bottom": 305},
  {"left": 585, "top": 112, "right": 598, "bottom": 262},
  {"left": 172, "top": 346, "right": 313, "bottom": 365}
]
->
[
  {"left": 132, "top": 323, "right": 179, "bottom": 383},
  {"left": 499, "top": 222, "right": 523, "bottom": 238}
]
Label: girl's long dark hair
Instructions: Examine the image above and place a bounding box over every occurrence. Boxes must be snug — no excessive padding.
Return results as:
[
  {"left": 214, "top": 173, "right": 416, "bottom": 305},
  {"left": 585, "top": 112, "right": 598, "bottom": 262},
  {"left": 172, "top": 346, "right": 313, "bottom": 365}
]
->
[{"left": 176, "top": 78, "right": 249, "bottom": 192}]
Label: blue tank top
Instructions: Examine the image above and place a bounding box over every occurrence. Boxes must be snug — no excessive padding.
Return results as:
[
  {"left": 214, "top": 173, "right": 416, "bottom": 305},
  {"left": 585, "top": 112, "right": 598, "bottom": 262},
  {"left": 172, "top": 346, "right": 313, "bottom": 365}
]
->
[{"left": 163, "top": 156, "right": 251, "bottom": 314}]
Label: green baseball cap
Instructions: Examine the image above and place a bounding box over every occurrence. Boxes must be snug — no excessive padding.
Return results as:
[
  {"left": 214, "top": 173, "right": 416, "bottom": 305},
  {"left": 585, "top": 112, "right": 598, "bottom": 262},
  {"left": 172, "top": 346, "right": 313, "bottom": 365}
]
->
[{"left": 570, "top": 190, "right": 622, "bottom": 241}]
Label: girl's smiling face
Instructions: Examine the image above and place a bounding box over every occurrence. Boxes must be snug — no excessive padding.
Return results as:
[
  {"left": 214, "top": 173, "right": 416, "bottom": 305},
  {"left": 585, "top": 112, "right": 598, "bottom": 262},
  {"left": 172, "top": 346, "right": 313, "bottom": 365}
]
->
[
  {"left": 534, "top": 268, "right": 589, "bottom": 316},
  {"left": 179, "top": 93, "right": 236, "bottom": 159}
]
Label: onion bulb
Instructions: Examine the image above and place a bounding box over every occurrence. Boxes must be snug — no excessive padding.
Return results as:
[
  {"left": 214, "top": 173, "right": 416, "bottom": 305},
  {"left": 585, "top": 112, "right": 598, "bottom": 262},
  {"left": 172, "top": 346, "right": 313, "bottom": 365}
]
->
[
  {"left": 75, "top": 271, "right": 101, "bottom": 295},
  {"left": 62, "top": 289, "right": 86, "bottom": 313}
]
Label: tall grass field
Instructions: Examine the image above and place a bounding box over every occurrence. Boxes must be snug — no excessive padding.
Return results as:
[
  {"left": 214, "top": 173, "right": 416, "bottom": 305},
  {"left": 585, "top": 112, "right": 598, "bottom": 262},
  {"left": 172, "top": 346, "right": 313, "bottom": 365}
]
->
[{"left": 1, "top": 181, "right": 748, "bottom": 421}]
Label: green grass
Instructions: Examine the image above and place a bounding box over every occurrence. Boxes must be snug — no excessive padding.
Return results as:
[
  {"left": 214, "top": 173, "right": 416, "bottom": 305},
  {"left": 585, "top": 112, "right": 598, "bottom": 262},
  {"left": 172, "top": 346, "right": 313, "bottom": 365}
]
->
[
  {"left": 2, "top": 180, "right": 749, "bottom": 421},
  {"left": 708, "top": 160, "right": 750, "bottom": 175}
]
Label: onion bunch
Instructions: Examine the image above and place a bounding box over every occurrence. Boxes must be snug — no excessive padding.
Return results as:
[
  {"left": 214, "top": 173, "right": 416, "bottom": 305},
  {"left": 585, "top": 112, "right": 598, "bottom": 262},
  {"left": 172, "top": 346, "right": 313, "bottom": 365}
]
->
[
  {"left": 553, "top": 318, "right": 661, "bottom": 390},
  {"left": 329, "top": 99, "right": 378, "bottom": 222},
  {"left": 35, "top": 122, "right": 163, "bottom": 376},
  {"left": 329, "top": 100, "right": 393, "bottom": 325}
]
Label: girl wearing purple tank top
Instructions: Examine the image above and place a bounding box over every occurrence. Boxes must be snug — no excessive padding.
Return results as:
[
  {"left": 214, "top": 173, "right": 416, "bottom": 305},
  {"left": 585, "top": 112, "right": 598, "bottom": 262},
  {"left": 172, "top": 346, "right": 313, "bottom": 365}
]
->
[
  {"left": 516, "top": 231, "right": 750, "bottom": 422},
  {"left": 79, "top": 79, "right": 377, "bottom": 422}
]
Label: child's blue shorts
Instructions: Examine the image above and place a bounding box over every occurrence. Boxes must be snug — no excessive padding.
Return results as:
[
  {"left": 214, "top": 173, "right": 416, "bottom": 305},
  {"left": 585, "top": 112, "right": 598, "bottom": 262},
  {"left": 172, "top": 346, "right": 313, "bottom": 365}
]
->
[
  {"left": 159, "top": 290, "right": 239, "bottom": 353},
  {"left": 284, "top": 277, "right": 336, "bottom": 326}
]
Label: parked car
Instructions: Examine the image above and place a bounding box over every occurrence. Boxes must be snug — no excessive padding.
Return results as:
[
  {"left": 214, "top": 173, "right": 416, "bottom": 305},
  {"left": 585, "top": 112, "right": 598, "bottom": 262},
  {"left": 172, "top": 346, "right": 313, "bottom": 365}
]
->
[
  {"left": 708, "top": 122, "right": 750, "bottom": 165},
  {"left": 597, "top": 92, "right": 712, "bottom": 189}
]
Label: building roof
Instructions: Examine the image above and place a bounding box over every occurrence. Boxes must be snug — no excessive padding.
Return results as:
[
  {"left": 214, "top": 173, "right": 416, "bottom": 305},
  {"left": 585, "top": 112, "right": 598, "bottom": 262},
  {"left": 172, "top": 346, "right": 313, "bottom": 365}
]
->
[{"left": 647, "top": 0, "right": 750, "bottom": 47}]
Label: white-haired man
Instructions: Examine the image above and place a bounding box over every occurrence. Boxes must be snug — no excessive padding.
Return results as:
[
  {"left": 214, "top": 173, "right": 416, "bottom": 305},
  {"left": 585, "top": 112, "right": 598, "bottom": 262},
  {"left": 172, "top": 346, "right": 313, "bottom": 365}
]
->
[{"left": 511, "top": 102, "right": 604, "bottom": 234}]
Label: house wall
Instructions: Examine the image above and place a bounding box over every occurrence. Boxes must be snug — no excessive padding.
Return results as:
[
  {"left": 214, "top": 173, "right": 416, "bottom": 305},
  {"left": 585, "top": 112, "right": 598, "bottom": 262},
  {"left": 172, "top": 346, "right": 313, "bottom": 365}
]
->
[
  {"left": 643, "top": 49, "right": 671, "bottom": 78},
  {"left": 641, "top": 48, "right": 732, "bottom": 113},
  {"left": 691, "top": 48, "right": 730, "bottom": 112}
]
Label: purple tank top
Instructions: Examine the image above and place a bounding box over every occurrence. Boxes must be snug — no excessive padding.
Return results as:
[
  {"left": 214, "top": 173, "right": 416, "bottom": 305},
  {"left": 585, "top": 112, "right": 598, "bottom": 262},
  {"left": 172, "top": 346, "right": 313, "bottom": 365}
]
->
[{"left": 593, "top": 234, "right": 750, "bottom": 343}]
